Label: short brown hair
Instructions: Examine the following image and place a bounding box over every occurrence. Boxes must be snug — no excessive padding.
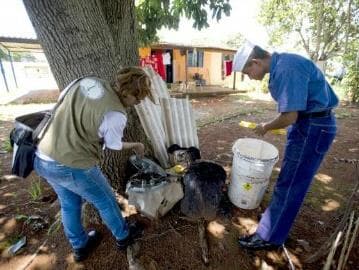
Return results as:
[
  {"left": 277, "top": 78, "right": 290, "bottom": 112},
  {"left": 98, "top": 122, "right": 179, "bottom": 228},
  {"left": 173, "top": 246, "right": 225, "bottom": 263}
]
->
[{"left": 111, "top": 66, "right": 154, "bottom": 103}]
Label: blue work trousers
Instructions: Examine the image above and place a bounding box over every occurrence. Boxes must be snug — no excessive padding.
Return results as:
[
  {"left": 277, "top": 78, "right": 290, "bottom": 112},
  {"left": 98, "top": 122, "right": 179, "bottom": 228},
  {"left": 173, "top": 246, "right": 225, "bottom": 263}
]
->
[{"left": 256, "top": 114, "right": 337, "bottom": 245}]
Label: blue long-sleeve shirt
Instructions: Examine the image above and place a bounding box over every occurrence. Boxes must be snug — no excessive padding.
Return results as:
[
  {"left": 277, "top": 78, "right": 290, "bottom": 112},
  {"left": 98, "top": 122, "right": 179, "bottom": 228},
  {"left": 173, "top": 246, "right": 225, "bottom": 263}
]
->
[{"left": 269, "top": 52, "right": 339, "bottom": 113}]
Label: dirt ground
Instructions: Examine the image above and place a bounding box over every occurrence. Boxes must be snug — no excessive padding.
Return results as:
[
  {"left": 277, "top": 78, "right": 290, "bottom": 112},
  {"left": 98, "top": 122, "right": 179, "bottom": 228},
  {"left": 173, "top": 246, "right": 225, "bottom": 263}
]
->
[{"left": 0, "top": 92, "right": 358, "bottom": 270}]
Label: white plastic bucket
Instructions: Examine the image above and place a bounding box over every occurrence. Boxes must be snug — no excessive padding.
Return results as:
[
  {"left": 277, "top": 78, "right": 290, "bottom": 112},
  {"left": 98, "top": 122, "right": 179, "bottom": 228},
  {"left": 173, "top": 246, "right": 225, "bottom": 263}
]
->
[{"left": 228, "top": 138, "right": 279, "bottom": 209}]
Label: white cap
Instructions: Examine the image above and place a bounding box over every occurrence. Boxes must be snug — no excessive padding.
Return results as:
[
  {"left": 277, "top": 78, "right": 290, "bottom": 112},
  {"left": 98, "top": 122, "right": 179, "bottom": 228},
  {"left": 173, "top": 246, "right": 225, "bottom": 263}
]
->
[{"left": 232, "top": 41, "right": 255, "bottom": 72}]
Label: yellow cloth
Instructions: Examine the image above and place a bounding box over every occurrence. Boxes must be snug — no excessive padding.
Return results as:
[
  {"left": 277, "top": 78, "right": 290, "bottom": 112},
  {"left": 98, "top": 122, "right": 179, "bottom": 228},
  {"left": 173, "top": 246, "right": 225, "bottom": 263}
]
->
[{"left": 239, "top": 121, "right": 287, "bottom": 135}]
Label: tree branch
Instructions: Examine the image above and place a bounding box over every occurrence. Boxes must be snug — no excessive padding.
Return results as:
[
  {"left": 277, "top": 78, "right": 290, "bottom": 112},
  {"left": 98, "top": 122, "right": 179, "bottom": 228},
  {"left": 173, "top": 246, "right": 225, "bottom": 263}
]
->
[
  {"left": 314, "top": 0, "right": 325, "bottom": 61},
  {"left": 321, "top": 6, "right": 349, "bottom": 60},
  {"left": 344, "top": 0, "right": 353, "bottom": 54},
  {"left": 297, "top": 29, "right": 311, "bottom": 57}
]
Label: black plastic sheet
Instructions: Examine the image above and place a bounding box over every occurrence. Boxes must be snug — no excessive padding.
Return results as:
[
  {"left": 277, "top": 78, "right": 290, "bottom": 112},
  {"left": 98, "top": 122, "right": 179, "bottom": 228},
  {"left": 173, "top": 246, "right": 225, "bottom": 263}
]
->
[{"left": 181, "top": 161, "right": 226, "bottom": 221}]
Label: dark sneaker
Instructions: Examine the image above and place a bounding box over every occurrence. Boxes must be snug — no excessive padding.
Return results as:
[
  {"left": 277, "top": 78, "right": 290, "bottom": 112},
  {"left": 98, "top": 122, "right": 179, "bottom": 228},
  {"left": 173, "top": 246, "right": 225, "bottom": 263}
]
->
[
  {"left": 116, "top": 222, "right": 144, "bottom": 250},
  {"left": 238, "top": 233, "right": 280, "bottom": 251},
  {"left": 73, "top": 229, "right": 101, "bottom": 262}
]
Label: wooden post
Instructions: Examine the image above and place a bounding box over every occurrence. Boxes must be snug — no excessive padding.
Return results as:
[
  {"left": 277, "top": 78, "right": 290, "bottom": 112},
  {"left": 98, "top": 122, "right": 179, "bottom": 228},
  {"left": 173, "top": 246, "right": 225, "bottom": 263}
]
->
[
  {"left": 198, "top": 219, "right": 209, "bottom": 265},
  {"left": 337, "top": 211, "right": 355, "bottom": 270},
  {"left": 8, "top": 51, "right": 18, "bottom": 88},
  {"left": 232, "top": 71, "right": 236, "bottom": 90},
  {"left": 0, "top": 58, "right": 9, "bottom": 92},
  {"left": 185, "top": 49, "right": 188, "bottom": 88},
  {"left": 323, "top": 231, "right": 343, "bottom": 270}
]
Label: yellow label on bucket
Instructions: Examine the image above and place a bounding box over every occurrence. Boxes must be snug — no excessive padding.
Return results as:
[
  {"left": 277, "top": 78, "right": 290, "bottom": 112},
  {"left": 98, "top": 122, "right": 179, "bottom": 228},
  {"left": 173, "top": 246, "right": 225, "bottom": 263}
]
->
[
  {"left": 239, "top": 121, "right": 287, "bottom": 135},
  {"left": 243, "top": 183, "right": 252, "bottom": 191}
]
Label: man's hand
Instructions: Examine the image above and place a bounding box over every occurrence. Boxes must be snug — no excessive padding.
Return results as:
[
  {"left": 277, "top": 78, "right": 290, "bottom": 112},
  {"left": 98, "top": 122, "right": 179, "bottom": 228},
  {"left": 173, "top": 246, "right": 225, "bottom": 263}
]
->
[
  {"left": 254, "top": 112, "right": 298, "bottom": 136},
  {"left": 254, "top": 123, "right": 268, "bottom": 136}
]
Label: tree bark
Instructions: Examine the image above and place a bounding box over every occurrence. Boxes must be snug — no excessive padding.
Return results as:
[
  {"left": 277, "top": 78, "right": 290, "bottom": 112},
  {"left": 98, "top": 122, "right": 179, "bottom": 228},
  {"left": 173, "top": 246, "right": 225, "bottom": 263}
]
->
[
  {"left": 23, "top": 0, "right": 118, "bottom": 88},
  {"left": 99, "top": 0, "right": 139, "bottom": 66},
  {"left": 23, "top": 0, "right": 151, "bottom": 222}
]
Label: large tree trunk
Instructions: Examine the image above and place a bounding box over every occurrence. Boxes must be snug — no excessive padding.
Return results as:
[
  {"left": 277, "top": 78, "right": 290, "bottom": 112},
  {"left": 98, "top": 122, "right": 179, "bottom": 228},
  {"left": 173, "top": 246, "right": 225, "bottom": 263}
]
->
[{"left": 23, "top": 0, "right": 150, "bottom": 221}]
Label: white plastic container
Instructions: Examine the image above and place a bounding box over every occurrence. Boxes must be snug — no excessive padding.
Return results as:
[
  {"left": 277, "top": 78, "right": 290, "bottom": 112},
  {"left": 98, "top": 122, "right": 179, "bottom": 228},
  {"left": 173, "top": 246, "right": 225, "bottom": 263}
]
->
[{"left": 228, "top": 138, "right": 279, "bottom": 209}]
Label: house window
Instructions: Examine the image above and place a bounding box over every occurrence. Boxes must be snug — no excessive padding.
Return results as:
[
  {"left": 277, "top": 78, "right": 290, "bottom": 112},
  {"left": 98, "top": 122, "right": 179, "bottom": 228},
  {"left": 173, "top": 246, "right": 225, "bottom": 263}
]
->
[{"left": 187, "top": 49, "right": 204, "bottom": 67}]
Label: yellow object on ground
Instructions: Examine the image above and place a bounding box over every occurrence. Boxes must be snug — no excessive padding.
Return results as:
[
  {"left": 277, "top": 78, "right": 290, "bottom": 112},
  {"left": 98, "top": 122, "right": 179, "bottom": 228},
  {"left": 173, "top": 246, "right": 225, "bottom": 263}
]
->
[
  {"left": 239, "top": 121, "right": 287, "bottom": 135},
  {"left": 167, "top": 165, "right": 186, "bottom": 175},
  {"left": 174, "top": 165, "right": 186, "bottom": 174}
]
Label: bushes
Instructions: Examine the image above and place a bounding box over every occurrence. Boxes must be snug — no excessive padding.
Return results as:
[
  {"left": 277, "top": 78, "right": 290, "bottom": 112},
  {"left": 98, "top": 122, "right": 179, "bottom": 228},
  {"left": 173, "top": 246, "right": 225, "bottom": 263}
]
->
[
  {"left": 344, "top": 66, "right": 359, "bottom": 103},
  {"left": 343, "top": 41, "right": 359, "bottom": 103},
  {"left": 234, "top": 74, "right": 269, "bottom": 93}
]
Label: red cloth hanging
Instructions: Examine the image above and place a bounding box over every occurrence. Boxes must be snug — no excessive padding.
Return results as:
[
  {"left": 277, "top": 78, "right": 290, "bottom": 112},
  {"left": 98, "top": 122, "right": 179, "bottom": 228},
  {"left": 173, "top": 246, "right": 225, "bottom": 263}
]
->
[
  {"left": 153, "top": 51, "right": 166, "bottom": 80},
  {"left": 225, "top": 60, "right": 233, "bottom": 76},
  {"left": 140, "top": 56, "right": 155, "bottom": 69},
  {"left": 140, "top": 53, "right": 166, "bottom": 81},
  {"left": 140, "top": 56, "right": 157, "bottom": 69}
]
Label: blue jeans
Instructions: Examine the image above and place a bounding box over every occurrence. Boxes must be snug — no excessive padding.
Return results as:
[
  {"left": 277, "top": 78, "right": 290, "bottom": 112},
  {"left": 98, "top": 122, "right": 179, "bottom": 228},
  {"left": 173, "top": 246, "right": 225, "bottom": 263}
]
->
[
  {"left": 34, "top": 156, "right": 129, "bottom": 249},
  {"left": 256, "top": 114, "right": 337, "bottom": 245}
]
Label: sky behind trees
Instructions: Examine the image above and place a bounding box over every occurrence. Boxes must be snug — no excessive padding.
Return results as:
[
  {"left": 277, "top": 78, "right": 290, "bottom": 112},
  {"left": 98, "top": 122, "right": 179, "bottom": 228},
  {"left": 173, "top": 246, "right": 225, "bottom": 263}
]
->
[{"left": 0, "top": 0, "right": 269, "bottom": 48}]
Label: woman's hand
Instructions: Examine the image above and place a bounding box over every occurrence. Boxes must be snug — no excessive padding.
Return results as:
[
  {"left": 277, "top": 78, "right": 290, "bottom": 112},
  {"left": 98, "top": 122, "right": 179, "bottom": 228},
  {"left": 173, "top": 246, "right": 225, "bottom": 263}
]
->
[
  {"left": 122, "top": 142, "right": 145, "bottom": 158},
  {"left": 132, "top": 143, "right": 145, "bottom": 158}
]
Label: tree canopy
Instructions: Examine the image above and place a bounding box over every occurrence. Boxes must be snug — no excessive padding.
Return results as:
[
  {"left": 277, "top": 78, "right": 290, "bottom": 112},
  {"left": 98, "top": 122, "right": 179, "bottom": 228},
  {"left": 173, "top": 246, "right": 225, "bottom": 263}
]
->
[
  {"left": 258, "top": 0, "right": 359, "bottom": 102},
  {"left": 0, "top": 47, "right": 35, "bottom": 62},
  {"left": 225, "top": 32, "right": 245, "bottom": 49},
  {"left": 136, "top": 0, "right": 231, "bottom": 45},
  {"left": 259, "top": 0, "right": 359, "bottom": 62}
]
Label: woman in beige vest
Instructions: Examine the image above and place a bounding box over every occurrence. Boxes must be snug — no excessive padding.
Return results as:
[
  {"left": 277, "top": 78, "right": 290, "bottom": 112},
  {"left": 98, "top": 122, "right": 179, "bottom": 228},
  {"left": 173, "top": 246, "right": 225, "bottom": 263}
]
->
[{"left": 34, "top": 67, "right": 153, "bottom": 262}]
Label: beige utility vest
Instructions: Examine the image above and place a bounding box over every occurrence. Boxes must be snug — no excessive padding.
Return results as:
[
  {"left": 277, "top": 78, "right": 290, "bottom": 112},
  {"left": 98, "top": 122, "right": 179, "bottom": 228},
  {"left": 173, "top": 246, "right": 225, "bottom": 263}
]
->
[{"left": 38, "top": 77, "right": 126, "bottom": 169}]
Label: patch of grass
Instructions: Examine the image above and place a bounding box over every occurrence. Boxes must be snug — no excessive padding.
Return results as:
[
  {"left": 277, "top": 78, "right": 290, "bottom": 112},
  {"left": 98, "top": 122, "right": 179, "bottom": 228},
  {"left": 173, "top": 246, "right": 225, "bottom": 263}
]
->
[
  {"left": 336, "top": 111, "right": 353, "bottom": 119},
  {"left": 197, "top": 108, "right": 266, "bottom": 128},
  {"left": 247, "top": 107, "right": 266, "bottom": 115},
  {"left": 305, "top": 178, "right": 323, "bottom": 207},
  {"left": 15, "top": 214, "right": 29, "bottom": 221},
  {"left": 0, "top": 241, "right": 9, "bottom": 252},
  {"left": 229, "top": 93, "right": 252, "bottom": 101},
  {"left": 28, "top": 178, "right": 43, "bottom": 201},
  {"left": 2, "top": 138, "right": 12, "bottom": 152},
  {"left": 0, "top": 234, "right": 23, "bottom": 252},
  {"left": 332, "top": 82, "right": 348, "bottom": 101},
  {"left": 47, "top": 212, "right": 62, "bottom": 236}
]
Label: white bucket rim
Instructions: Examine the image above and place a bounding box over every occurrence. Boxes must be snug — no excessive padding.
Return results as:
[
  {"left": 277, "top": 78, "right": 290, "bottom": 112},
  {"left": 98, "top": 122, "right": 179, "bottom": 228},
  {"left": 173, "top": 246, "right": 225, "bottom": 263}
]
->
[{"left": 232, "top": 138, "right": 279, "bottom": 163}]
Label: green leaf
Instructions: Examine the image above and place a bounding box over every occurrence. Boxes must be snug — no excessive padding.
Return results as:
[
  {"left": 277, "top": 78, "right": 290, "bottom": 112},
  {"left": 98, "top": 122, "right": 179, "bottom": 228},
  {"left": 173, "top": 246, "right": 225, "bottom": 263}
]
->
[{"left": 136, "top": 0, "right": 231, "bottom": 45}]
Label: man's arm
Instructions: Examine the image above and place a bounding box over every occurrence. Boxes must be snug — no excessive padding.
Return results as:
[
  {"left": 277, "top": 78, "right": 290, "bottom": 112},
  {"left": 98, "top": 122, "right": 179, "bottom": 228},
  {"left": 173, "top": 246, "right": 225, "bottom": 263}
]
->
[{"left": 254, "top": 111, "right": 298, "bottom": 136}]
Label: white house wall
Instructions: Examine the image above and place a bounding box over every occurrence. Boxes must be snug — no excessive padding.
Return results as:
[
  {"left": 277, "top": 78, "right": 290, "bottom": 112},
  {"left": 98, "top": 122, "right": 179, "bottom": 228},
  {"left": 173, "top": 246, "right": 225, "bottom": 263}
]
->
[
  {"left": 0, "top": 60, "right": 57, "bottom": 93},
  {"left": 207, "top": 52, "right": 223, "bottom": 85}
]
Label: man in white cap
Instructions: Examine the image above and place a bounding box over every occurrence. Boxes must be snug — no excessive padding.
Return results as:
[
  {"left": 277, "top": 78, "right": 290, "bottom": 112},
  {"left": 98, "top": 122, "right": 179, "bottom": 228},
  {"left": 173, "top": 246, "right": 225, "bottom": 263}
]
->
[{"left": 233, "top": 42, "right": 338, "bottom": 250}]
